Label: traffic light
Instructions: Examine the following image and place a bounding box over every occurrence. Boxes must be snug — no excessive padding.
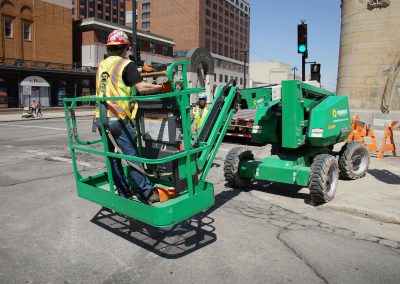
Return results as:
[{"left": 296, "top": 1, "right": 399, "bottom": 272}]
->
[
  {"left": 297, "top": 24, "right": 308, "bottom": 54},
  {"left": 310, "top": 63, "right": 321, "bottom": 83}
]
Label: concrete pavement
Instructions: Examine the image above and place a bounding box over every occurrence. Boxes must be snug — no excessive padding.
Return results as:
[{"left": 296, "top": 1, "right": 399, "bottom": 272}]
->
[{"left": 1, "top": 108, "right": 399, "bottom": 228}]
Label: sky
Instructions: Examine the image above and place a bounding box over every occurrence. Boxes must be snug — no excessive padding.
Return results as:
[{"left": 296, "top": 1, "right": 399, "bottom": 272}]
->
[{"left": 249, "top": 0, "right": 342, "bottom": 90}]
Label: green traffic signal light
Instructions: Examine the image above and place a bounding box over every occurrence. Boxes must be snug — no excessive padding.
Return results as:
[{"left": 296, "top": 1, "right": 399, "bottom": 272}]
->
[
  {"left": 298, "top": 44, "right": 307, "bottom": 53},
  {"left": 297, "top": 23, "right": 307, "bottom": 54}
]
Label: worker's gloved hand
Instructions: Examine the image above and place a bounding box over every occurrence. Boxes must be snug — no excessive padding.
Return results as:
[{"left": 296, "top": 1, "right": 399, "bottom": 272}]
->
[
  {"left": 142, "top": 65, "right": 155, "bottom": 73},
  {"left": 161, "top": 81, "right": 172, "bottom": 93}
]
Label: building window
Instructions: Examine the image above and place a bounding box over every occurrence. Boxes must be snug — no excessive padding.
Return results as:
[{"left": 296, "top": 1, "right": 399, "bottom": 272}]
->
[
  {"left": 162, "top": 45, "right": 169, "bottom": 56},
  {"left": 142, "top": 2, "right": 150, "bottom": 9},
  {"left": 4, "top": 18, "right": 13, "bottom": 38},
  {"left": 142, "top": 21, "right": 150, "bottom": 28},
  {"left": 142, "top": 12, "right": 150, "bottom": 19},
  {"left": 149, "top": 42, "right": 156, "bottom": 53},
  {"left": 80, "top": 8, "right": 86, "bottom": 17},
  {"left": 225, "top": 75, "right": 228, "bottom": 83},
  {"left": 23, "top": 22, "right": 31, "bottom": 41},
  {"left": 219, "top": 74, "right": 223, "bottom": 82}
]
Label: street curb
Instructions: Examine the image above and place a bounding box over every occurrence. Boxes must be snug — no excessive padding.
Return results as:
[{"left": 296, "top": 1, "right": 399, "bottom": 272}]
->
[
  {"left": 322, "top": 204, "right": 400, "bottom": 225},
  {"left": 250, "top": 190, "right": 400, "bottom": 225}
]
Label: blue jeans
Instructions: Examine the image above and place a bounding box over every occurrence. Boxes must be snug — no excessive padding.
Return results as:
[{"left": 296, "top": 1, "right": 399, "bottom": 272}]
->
[{"left": 97, "top": 119, "right": 153, "bottom": 199}]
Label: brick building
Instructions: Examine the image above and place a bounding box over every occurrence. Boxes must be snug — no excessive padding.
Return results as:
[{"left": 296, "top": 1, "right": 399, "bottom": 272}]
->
[
  {"left": 127, "top": 0, "right": 251, "bottom": 91},
  {"left": 0, "top": 0, "right": 93, "bottom": 108},
  {"left": 72, "top": 0, "right": 126, "bottom": 24},
  {"left": 74, "top": 18, "right": 174, "bottom": 69}
]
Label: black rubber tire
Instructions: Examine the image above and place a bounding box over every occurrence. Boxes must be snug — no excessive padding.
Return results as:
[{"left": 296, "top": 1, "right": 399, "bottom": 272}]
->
[
  {"left": 270, "top": 144, "right": 280, "bottom": 155},
  {"left": 309, "top": 154, "right": 339, "bottom": 204},
  {"left": 338, "top": 141, "right": 370, "bottom": 180},
  {"left": 224, "top": 147, "right": 254, "bottom": 188}
]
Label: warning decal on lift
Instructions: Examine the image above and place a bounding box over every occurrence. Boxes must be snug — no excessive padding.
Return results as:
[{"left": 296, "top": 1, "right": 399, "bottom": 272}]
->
[
  {"left": 311, "top": 128, "right": 324, "bottom": 138},
  {"left": 144, "top": 112, "right": 169, "bottom": 141}
]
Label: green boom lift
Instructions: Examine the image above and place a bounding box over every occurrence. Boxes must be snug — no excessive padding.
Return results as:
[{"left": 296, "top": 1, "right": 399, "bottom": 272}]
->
[
  {"left": 64, "top": 61, "right": 369, "bottom": 228},
  {"left": 224, "top": 80, "right": 369, "bottom": 204},
  {"left": 64, "top": 61, "right": 239, "bottom": 228}
]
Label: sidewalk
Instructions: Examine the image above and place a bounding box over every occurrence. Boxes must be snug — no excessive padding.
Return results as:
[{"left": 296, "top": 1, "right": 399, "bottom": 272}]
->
[{"left": 0, "top": 108, "right": 94, "bottom": 122}]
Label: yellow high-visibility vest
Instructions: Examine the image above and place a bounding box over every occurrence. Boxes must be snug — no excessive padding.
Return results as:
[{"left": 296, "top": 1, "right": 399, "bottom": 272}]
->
[
  {"left": 192, "top": 105, "right": 209, "bottom": 132},
  {"left": 95, "top": 56, "right": 137, "bottom": 120}
]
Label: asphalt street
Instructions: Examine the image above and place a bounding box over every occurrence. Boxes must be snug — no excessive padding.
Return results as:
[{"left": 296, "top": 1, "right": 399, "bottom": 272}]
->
[{"left": 0, "top": 118, "right": 399, "bottom": 283}]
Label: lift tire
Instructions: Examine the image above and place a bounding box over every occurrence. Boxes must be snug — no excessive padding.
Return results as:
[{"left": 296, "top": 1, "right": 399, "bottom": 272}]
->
[
  {"left": 224, "top": 147, "right": 254, "bottom": 188},
  {"left": 309, "top": 154, "right": 339, "bottom": 204},
  {"left": 338, "top": 141, "right": 370, "bottom": 180},
  {"left": 270, "top": 144, "right": 280, "bottom": 155}
]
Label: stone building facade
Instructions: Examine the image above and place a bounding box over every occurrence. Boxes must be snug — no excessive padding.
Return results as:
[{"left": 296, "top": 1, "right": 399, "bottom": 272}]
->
[{"left": 337, "top": 0, "right": 400, "bottom": 112}]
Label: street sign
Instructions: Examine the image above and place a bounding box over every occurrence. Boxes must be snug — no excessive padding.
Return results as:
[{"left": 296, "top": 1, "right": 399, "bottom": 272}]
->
[{"left": 311, "top": 63, "right": 321, "bottom": 82}]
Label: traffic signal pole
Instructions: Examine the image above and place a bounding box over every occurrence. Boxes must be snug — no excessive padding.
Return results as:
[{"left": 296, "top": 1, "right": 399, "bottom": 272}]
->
[{"left": 298, "top": 22, "right": 308, "bottom": 81}]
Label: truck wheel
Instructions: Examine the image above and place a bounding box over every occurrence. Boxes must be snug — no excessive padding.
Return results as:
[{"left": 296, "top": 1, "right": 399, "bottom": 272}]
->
[
  {"left": 309, "top": 154, "right": 339, "bottom": 204},
  {"left": 338, "top": 141, "right": 370, "bottom": 180},
  {"left": 224, "top": 147, "right": 254, "bottom": 188}
]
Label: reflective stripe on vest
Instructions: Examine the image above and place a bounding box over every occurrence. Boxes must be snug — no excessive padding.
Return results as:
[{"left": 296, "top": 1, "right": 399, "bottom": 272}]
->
[{"left": 95, "top": 56, "right": 134, "bottom": 120}]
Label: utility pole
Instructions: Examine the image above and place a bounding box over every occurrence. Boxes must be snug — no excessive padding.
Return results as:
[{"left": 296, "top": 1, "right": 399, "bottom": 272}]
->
[
  {"left": 130, "top": 0, "right": 141, "bottom": 66},
  {"left": 240, "top": 50, "right": 249, "bottom": 89}
]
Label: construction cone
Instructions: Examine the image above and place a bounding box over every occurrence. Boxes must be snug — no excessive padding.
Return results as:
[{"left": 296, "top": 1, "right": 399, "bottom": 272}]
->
[{"left": 347, "top": 114, "right": 378, "bottom": 152}]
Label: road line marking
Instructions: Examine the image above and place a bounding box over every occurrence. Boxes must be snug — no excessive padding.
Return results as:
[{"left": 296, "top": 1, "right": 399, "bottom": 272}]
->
[
  {"left": 0, "top": 124, "right": 66, "bottom": 131},
  {"left": 50, "top": 156, "right": 91, "bottom": 167}
]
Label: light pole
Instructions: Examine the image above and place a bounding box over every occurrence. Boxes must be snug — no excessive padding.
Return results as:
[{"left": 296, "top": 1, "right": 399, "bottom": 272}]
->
[
  {"left": 292, "top": 66, "right": 298, "bottom": 80},
  {"left": 130, "top": 0, "right": 140, "bottom": 66},
  {"left": 240, "top": 50, "right": 249, "bottom": 89}
]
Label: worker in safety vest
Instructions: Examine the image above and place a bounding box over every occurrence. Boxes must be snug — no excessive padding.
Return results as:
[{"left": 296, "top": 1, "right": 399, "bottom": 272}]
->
[
  {"left": 192, "top": 92, "right": 209, "bottom": 133},
  {"left": 96, "top": 29, "right": 171, "bottom": 205}
]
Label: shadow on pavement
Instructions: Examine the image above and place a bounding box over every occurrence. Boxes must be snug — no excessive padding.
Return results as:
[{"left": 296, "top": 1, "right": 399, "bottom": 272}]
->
[
  {"left": 247, "top": 180, "right": 310, "bottom": 202},
  {"left": 368, "top": 169, "right": 400, "bottom": 185},
  {"left": 90, "top": 188, "right": 241, "bottom": 258}
]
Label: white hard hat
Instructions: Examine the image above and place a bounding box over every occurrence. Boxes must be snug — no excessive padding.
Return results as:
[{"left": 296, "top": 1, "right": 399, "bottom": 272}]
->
[{"left": 198, "top": 92, "right": 207, "bottom": 99}]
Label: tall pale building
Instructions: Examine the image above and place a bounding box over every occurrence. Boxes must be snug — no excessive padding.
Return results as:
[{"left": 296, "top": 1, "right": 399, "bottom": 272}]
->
[{"left": 337, "top": 0, "right": 400, "bottom": 112}]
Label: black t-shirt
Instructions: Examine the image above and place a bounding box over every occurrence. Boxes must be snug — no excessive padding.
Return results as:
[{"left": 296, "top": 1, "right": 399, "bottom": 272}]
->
[{"left": 122, "top": 62, "right": 143, "bottom": 86}]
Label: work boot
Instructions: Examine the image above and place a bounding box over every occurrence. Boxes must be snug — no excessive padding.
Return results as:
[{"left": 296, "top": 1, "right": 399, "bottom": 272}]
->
[{"left": 146, "top": 189, "right": 160, "bottom": 205}]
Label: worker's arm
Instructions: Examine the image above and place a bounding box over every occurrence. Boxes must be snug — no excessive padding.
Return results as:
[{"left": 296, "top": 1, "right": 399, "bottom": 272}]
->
[
  {"left": 134, "top": 81, "right": 162, "bottom": 94},
  {"left": 123, "top": 62, "right": 170, "bottom": 94}
]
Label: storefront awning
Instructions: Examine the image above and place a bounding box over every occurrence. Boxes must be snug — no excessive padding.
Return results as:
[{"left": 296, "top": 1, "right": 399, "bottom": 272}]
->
[{"left": 20, "top": 76, "right": 50, "bottom": 87}]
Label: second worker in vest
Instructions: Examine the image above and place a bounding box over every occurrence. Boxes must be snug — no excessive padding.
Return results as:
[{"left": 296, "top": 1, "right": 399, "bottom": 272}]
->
[
  {"left": 192, "top": 92, "right": 209, "bottom": 133},
  {"left": 96, "top": 30, "right": 171, "bottom": 205}
]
